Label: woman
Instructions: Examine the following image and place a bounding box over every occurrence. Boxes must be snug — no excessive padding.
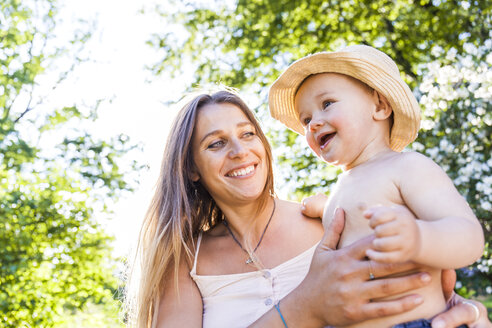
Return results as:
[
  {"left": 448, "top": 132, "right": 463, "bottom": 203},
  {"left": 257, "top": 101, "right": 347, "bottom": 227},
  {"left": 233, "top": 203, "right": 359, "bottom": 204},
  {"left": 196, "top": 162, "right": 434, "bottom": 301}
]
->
[{"left": 126, "top": 89, "right": 489, "bottom": 328}]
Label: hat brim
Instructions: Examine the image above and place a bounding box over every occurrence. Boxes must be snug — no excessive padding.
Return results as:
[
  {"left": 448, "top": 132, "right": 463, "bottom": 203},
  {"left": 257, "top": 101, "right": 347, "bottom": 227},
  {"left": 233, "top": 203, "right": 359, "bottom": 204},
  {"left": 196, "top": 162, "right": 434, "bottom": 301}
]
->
[{"left": 269, "top": 51, "right": 420, "bottom": 152}]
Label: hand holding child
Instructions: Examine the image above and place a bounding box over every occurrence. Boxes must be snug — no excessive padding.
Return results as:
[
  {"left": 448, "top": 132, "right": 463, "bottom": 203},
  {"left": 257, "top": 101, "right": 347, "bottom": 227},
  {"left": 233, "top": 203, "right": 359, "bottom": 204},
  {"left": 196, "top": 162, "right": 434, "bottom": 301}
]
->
[
  {"left": 364, "top": 205, "right": 422, "bottom": 263},
  {"left": 301, "top": 193, "right": 328, "bottom": 219}
]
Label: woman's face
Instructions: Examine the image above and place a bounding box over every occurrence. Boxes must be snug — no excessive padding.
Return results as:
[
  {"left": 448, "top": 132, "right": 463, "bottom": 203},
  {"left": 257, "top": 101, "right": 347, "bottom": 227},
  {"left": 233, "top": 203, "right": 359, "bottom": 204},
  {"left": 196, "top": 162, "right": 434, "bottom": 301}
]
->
[{"left": 191, "top": 102, "right": 268, "bottom": 206}]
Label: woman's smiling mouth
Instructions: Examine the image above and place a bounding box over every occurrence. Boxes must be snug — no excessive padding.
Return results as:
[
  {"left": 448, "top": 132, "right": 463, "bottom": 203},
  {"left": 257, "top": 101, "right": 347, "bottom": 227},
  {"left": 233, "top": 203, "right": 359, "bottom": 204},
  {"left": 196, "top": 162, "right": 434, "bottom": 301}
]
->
[{"left": 226, "top": 164, "right": 256, "bottom": 177}]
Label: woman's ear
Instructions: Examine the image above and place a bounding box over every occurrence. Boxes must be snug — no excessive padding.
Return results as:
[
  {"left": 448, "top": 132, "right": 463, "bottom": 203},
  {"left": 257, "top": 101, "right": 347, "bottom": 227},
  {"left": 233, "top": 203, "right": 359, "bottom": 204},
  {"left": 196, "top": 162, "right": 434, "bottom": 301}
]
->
[
  {"left": 191, "top": 170, "right": 200, "bottom": 182},
  {"left": 372, "top": 90, "right": 392, "bottom": 121}
]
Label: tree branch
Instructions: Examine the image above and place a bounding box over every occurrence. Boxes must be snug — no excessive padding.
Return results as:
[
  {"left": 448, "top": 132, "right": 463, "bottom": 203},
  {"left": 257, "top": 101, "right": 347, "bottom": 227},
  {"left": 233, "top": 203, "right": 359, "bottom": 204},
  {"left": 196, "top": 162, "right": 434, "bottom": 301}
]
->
[{"left": 383, "top": 18, "right": 417, "bottom": 81}]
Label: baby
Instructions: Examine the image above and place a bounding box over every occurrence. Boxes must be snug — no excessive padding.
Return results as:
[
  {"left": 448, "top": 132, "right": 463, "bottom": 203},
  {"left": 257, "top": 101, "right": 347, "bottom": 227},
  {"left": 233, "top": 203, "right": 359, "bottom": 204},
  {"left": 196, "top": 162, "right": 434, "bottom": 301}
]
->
[{"left": 269, "top": 45, "right": 484, "bottom": 327}]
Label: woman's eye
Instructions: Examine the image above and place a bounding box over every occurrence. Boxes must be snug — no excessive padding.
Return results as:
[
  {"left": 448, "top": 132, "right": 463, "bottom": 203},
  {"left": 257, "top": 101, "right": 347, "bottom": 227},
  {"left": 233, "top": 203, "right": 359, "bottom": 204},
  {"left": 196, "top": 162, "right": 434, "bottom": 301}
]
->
[
  {"left": 207, "top": 140, "right": 225, "bottom": 149},
  {"left": 322, "top": 101, "right": 333, "bottom": 109},
  {"left": 243, "top": 131, "right": 255, "bottom": 138}
]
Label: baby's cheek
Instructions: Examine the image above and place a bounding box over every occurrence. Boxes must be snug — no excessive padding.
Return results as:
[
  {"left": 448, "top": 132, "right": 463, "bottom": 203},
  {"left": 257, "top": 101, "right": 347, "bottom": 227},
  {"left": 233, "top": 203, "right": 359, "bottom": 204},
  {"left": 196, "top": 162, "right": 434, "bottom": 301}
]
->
[{"left": 306, "top": 134, "right": 321, "bottom": 156}]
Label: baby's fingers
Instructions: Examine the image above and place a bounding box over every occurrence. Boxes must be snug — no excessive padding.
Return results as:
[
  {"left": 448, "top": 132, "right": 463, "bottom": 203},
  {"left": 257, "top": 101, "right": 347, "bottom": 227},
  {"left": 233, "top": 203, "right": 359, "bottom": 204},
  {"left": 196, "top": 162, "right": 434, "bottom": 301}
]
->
[
  {"left": 301, "top": 204, "right": 319, "bottom": 218},
  {"left": 301, "top": 193, "right": 327, "bottom": 218},
  {"left": 365, "top": 207, "right": 396, "bottom": 229},
  {"left": 373, "top": 220, "right": 400, "bottom": 237}
]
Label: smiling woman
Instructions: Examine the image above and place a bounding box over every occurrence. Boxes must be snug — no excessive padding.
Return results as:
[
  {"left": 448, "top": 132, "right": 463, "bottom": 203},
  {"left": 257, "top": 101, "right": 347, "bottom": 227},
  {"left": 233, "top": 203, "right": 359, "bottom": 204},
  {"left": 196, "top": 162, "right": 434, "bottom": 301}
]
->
[
  {"left": 191, "top": 102, "right": 270, "bottom": 206},
  {"left": 125, "top": 90, "right": 284, "bottom": 327},
  {"left": 125, "top": 88, "right": 490, "bottom": 328}
]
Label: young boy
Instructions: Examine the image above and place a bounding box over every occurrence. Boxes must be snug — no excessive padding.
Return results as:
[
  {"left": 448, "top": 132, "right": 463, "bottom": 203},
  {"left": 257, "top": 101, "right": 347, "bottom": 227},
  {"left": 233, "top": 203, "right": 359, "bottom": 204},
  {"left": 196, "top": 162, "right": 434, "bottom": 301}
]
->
[{"left": 268, "top": 45, "right": 484, "bottom": 327}]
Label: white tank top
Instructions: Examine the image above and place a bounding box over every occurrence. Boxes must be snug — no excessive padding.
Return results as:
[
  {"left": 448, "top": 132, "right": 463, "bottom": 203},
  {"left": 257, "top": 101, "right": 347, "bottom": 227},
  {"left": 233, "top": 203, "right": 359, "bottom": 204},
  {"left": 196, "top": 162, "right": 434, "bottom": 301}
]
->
[{"left": 190, "top": 233, "right": 318, "bottom": 328}]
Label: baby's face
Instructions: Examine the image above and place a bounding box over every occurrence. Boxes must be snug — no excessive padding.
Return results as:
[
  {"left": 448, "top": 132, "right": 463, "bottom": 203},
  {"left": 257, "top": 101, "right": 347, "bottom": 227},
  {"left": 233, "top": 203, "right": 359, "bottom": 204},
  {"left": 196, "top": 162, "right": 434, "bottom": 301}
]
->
[{"left": 294, "top": 73, "right": 380, "bottom": 169}]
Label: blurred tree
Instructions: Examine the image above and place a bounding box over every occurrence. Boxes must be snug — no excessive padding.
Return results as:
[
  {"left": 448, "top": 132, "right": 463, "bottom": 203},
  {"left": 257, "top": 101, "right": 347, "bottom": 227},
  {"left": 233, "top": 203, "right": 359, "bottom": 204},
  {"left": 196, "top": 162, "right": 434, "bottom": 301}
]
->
[
  {"left": 149, "top": 0, "right": 492, "bottom": 297},
  {"left": 412, "top": 42, "right": 492, "bottom": 297},
  {"left": 150, "top": 0, "right": 490, "bottom": 89},
  {"left": 0, "top": 0, "right": 139, "bottom": 326}
]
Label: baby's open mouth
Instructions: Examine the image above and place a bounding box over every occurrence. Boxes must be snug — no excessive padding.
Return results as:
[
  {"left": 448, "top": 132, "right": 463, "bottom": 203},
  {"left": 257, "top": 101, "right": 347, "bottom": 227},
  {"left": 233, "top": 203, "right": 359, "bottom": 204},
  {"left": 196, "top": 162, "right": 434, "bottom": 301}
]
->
[{"left": 319, "top": 132, "right": 336, "bottom": 150}]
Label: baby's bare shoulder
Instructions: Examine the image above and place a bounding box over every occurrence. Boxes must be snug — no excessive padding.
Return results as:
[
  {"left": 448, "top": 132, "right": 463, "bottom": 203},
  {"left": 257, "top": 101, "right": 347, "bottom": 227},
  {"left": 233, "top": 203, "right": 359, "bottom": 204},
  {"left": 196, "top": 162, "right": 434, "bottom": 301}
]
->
[{"left": 385, "top": 151, "right": 438, "bottom": 171}]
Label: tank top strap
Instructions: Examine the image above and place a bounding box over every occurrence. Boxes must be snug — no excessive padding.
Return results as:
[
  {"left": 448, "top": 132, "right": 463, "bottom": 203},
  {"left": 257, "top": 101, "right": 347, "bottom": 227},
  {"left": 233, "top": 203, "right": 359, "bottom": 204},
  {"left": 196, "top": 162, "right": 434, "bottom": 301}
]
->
[{"left": 190, "top": 232, "right": 203, "bottom": 275}]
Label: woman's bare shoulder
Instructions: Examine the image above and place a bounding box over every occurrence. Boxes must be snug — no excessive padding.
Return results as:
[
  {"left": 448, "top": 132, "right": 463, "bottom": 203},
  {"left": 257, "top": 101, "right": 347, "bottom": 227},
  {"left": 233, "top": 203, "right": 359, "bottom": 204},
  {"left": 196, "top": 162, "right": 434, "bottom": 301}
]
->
[
  {"left": 276, "top": 198, "right": 324, "bottom": 230},
  {"left": 276, "top": 198, "right": 304, "bottom": 210}
]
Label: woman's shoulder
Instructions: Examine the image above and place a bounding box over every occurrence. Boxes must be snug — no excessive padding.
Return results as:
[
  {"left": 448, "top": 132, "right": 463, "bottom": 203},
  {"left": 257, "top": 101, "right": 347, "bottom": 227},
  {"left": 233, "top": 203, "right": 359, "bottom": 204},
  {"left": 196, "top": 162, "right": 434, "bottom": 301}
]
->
[
  {"left": 276, "top": 198, "right": 306, "bottom": 211},
  {"left": 276, "top": 198, "right": 324, "bottom": 233}
]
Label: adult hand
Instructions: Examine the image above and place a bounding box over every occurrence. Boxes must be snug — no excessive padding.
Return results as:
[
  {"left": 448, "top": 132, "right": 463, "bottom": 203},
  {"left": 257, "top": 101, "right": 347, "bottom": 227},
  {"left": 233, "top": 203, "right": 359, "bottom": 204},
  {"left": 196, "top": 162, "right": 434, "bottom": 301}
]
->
[
  {"left": 289, "top": 208, "right": 432, "bottom": 327},
  {"left": 431, "top": 269, "right": 492, "bottom": 328}
]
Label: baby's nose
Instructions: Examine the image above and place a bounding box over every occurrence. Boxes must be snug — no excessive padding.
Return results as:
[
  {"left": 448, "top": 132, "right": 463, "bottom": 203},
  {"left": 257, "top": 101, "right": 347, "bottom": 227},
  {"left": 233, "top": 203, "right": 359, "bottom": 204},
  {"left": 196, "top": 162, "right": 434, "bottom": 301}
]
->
[{"left": 308, "top": 120, "right": 323, "bottom": 132}]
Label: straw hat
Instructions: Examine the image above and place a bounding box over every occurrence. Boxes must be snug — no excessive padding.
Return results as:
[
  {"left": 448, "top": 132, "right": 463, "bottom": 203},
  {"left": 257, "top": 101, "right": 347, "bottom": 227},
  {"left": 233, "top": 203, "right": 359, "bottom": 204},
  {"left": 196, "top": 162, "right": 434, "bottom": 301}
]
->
[{"left": 269, "top": 45, "right": 421, "bottom": 152}]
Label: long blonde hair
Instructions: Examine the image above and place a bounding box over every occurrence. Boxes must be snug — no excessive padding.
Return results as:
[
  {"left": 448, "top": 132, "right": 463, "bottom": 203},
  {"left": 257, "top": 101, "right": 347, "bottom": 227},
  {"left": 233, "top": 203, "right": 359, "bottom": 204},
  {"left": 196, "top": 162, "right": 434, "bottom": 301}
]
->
[{"left": 126, "top": 90, "right": 274, "bottom": 327}]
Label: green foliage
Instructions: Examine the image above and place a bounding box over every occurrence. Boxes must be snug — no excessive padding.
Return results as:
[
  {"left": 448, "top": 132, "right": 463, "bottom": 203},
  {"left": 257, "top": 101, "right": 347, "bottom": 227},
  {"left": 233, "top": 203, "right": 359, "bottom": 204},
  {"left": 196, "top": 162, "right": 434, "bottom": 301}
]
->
[
  {"left": 0, "top": 170, "right": 120, "bottom": 326},
  {"left": 57, "top": 302, "right": 125, "bottom": 328},
  {"left": 410, "top": 42, "right": 491, "bottom": 296},
  {"left": 151, "top": 0, "right": 490, "bottom": 89},
  {"left": 0, "top": 0, "right": 139, "bottom": 326},
  {"left": 149, "top": 0, "right": 492, "bottom": 298}
]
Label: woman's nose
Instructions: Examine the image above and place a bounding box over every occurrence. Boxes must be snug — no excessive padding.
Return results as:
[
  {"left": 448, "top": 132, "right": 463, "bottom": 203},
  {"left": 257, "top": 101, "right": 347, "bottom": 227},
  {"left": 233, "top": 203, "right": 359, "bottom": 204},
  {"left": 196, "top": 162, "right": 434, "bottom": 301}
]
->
[{"left": 228, "top": 139, "right": 248, "bottom": 158}]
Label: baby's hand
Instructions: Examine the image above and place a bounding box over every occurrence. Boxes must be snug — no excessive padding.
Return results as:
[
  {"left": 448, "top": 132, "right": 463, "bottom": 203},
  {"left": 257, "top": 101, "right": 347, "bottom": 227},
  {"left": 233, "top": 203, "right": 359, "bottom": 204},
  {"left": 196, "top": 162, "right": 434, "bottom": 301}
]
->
[
  {"left": 364, "top": 205, "right": 421, "bottom": 263},
  {"left": 301, "top": 193, "right": 328, "bottom": 219}
]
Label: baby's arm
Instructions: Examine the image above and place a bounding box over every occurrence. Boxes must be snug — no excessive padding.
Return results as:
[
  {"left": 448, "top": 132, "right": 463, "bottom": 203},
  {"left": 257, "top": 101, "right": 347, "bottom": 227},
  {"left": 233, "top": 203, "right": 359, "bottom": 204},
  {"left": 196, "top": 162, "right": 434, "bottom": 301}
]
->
[
  {"left": 301, "top": 193, "right": 328, "bottom": 218},
  {"left": 366, "top": 152, "right": 484, "bottom": 269}
]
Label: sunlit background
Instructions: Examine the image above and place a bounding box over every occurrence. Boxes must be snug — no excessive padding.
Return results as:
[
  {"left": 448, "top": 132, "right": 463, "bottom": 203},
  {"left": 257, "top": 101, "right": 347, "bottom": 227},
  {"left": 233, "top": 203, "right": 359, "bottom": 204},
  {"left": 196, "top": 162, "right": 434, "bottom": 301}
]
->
[
  {"left": 2, "top": 0, "right": 491, "bottom": 326},
  {"left": 27, "top": 0, "right": 189, "bottom": 256}
]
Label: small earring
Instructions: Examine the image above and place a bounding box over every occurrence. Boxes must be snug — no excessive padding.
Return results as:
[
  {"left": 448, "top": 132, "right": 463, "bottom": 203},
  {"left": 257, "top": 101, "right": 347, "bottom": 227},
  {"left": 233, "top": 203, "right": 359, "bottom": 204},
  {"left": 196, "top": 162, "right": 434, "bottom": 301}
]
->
[{"left": 192, "top": 182, "right": 199, "bottom": 197}]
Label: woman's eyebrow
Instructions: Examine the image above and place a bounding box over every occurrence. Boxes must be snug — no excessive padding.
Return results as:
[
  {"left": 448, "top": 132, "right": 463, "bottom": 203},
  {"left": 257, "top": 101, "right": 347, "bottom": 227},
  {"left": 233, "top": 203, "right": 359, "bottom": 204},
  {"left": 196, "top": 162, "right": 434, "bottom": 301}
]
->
[
  {"left": 199, "top": 121, "right": 254, "bottom": 144},
  {"left": 199, "top": 130, "right": 222, "bottom": 144},
  {"left": 237, "top": 121, "right": 254, "bottom": 129}
]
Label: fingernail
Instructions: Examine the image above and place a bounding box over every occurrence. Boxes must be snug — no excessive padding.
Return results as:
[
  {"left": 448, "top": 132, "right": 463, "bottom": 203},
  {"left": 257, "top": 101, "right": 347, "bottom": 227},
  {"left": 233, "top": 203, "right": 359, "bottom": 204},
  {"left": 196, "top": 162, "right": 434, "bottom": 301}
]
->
[
  {"left": 414, "top": 296, "right": 423, "bottom": 304},
  {"left": 420, "top": 273, "right": 431, "bottom": 282},
  {"left": 432, "top": 319, "right": 445, "bottom": 328}
]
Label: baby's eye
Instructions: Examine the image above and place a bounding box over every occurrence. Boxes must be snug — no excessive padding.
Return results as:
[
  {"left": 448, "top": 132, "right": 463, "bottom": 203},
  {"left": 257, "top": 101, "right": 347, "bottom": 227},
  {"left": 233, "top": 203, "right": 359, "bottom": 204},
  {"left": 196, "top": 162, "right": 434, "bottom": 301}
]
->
[
  {"left": 322, "top": 101, "right": 333, "bottom": 109},
  {"left": 302, "top": 117, "right": 311, "bottom": 126},
  {"left": 207, "top": 140, "right": 225, "bottom": 149}
]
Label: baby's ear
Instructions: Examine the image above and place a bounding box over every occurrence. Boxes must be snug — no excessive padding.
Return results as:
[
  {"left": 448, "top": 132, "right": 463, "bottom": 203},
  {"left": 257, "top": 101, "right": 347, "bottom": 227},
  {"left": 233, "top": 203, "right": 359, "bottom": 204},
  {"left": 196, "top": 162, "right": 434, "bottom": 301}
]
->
[{"left": 372, "top": 90, "right": 392, "bottom": 121}]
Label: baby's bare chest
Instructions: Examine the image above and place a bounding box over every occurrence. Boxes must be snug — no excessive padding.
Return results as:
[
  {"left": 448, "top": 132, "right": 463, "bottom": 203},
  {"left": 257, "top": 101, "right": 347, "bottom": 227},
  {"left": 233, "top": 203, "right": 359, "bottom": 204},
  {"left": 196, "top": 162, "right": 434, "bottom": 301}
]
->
[{"left": 323, "top": 173, "right": 404, "bottom": 247}]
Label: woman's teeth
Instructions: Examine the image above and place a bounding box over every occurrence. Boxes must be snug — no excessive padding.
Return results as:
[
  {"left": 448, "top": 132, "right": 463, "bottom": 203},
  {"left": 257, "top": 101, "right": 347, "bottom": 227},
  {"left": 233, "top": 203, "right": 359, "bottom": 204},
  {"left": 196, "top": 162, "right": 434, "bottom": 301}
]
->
[{"left": 227, "top": 165, "right": 255, "bottom": 177}]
